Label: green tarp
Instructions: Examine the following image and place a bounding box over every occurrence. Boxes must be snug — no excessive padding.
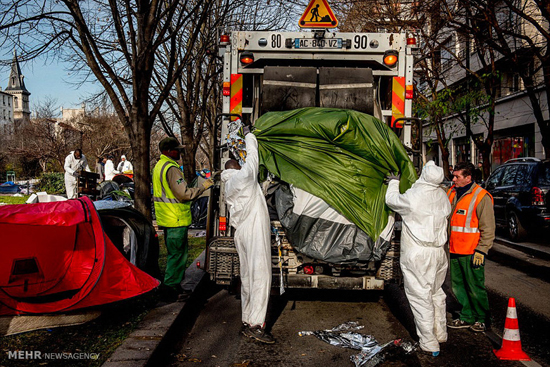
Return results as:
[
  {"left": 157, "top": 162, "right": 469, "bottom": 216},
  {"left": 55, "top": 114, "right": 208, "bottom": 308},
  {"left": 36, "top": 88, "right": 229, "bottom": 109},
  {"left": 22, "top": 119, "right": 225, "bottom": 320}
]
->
[{"left": 254, "top": 108, "right": 417, "bottom": 241}]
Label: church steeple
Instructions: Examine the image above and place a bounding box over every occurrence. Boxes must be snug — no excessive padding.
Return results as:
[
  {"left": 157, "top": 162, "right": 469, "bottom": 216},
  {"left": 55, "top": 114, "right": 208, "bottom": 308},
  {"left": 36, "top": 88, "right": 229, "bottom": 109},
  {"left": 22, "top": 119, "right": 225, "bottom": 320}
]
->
[
  {"left": 6, "top": 50, "right": 29, "bottom": 93},
  {"left": 4, "top": 50, "right": 31, "bottom": 121}
]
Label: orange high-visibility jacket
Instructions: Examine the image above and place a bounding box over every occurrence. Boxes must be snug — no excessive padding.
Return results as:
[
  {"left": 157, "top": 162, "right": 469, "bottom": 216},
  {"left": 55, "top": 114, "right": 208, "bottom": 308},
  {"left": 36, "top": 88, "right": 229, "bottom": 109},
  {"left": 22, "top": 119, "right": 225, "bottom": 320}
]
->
[{"left": 447, "top": 184, "right": 494, "bottom": 255}]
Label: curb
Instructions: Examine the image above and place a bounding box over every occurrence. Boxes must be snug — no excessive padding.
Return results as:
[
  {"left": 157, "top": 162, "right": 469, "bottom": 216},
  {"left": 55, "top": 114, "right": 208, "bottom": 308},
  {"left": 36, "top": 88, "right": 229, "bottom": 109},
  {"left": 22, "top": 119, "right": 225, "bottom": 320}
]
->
[
  {"left": 102, "top": 251, "right": 206, "bottom": 367},
  {"left": 493, "top": 237, "right": 550, "bottom": 261},
  {"left": 489, "top": 241, "right": 550, "bottom": 282}
]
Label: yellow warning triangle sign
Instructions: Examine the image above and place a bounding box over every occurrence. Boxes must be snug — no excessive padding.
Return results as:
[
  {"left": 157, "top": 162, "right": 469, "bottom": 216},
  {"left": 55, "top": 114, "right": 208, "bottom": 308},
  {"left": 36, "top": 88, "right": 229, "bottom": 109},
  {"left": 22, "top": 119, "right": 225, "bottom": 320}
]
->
[{"left": 299, "top": 0, "right": 338, "bottom": 28}]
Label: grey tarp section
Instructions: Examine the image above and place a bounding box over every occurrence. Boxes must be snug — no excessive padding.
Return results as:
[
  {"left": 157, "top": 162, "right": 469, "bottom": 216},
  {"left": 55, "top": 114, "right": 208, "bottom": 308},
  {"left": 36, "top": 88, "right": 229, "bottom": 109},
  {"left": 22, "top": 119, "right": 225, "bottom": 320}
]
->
[{"left": 275, "top": 184, "right": 394, "bottom": 264}]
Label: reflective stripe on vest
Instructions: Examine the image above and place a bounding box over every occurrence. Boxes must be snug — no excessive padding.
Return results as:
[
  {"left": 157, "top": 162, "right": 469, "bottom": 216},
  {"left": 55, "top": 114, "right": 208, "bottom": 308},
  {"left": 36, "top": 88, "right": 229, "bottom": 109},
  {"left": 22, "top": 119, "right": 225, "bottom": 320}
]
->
[
  {"left": 447, "top": 184, "right": 491, "bottom": 254},
  {"left": 153, "top": 155, "right": 192, "bottom": 227}
]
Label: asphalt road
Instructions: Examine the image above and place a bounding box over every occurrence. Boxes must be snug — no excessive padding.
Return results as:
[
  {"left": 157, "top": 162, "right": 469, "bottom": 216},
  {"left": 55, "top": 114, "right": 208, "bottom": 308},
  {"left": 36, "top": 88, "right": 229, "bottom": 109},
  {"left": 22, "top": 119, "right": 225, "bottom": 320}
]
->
[
  {"left": 148, "top": 230, "right": 550, "bottom": 367},
  {"left": 153, "top": 280, "right": 533, "bottom": 367}
]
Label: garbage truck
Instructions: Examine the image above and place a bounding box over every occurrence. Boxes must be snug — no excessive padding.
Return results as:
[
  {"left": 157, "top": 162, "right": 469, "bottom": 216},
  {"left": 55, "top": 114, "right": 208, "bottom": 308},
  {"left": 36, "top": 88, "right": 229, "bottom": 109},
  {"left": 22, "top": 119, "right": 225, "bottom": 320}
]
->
[{"left": 205, "top": 28, "right": 420, "bottom": 290}]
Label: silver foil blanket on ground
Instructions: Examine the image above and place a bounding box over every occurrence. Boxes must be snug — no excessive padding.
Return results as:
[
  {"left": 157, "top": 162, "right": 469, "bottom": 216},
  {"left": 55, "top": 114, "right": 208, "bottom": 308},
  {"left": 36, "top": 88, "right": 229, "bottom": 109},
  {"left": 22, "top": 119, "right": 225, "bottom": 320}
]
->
[{"left": 299, "top": 322, "right": 416, "bottom": 367}]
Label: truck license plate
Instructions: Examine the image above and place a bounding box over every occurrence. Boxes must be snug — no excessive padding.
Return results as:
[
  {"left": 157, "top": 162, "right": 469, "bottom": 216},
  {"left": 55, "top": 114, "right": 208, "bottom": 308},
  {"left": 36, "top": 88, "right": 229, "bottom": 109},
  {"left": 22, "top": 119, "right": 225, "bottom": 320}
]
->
[{"left": 294, "top": 38, "right": 342, "bottom": 49}]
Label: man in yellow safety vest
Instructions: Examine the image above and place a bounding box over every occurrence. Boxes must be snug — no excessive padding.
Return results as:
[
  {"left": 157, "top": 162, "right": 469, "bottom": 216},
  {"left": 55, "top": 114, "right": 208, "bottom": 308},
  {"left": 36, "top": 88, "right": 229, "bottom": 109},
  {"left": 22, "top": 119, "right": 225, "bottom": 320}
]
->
[{"left": 153, "top": 137, "right": 213, "bottom": 301}]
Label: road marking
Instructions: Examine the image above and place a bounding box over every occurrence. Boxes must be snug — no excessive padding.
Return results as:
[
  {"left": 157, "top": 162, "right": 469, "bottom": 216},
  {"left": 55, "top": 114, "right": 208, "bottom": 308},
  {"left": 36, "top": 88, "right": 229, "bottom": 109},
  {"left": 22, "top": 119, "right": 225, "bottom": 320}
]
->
[{"left": 485, "top": 330, "right": 542, "bottom": 367}]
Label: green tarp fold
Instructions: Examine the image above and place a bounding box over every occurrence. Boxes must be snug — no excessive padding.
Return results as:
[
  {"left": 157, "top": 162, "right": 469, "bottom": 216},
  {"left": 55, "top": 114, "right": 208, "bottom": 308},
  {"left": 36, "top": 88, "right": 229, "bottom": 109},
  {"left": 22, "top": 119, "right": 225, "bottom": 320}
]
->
[{"left": 254, "top": 108, "right": 417, "bottom": 241}]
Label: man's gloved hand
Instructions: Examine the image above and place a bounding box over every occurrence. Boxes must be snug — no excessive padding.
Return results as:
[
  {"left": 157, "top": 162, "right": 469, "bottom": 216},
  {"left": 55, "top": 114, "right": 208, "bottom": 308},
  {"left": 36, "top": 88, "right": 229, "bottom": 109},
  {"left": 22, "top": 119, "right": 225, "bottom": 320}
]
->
[
  {"left": 472, "top": 251, "right": 486, "bottom": 268},
  {"left": 242, "top": 125, "right": 251, "bottom": 136},
  {"left": 211, "top": 170, "right": 222, "bottom": 180},
  {"left": 383, "top": 172, "right": 400, "bottom": 185},
  {"left": 202, "top": 178, "right": 214, "bottom": 190}
]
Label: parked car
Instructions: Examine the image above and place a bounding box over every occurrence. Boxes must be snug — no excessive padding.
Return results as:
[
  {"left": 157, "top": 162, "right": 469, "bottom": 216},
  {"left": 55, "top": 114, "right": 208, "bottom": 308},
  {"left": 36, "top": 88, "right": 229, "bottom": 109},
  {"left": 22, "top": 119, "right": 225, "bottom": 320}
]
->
[{"left": 483, "top": 157, "right": 550, "bottom": 241}]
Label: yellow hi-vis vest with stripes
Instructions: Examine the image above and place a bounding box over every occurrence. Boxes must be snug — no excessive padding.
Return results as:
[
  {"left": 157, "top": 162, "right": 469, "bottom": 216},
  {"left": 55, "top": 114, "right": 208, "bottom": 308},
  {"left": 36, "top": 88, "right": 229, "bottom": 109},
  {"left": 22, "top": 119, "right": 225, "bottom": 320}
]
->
[{"left": 153, "top": 155, "right": 192, "bottom": 228}]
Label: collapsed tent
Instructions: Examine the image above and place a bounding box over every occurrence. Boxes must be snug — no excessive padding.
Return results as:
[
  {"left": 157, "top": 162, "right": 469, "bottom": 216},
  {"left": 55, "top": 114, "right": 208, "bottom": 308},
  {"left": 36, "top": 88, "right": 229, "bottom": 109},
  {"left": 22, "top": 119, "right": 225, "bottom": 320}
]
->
[
  {"left": 94, "top": 201, "right": 161, "bottom": 279},
  {"left": 254, "top": 108, "right": 417, "bottom": 262},
  {"left": 0, "top": 197, "right": 160, "bottom": 316}
]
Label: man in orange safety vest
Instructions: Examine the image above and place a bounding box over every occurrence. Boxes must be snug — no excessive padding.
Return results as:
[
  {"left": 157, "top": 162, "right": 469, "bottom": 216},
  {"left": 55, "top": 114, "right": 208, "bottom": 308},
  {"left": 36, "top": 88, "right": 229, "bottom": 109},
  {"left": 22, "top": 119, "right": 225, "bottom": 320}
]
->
[{"left": 446, "top": 162, "right": 495, "bottom": 333}]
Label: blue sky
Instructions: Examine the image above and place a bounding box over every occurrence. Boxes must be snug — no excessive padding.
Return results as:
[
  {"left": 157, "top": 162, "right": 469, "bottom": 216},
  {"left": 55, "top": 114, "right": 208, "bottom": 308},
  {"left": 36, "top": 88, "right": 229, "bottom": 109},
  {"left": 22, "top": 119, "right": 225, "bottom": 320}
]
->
[{"left": 0, "top": 56, "right": 100, "bottom": 116}]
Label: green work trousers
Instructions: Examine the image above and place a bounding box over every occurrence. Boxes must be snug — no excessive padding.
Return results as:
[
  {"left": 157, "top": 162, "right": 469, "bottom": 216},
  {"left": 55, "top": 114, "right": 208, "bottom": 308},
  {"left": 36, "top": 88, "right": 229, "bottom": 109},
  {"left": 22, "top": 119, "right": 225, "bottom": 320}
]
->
[
  {"left": 163, "top": 226, "right": 189, "bottom": 290},
  {"left": 450, "top": 254, "right": 490, "bottom": 324}
]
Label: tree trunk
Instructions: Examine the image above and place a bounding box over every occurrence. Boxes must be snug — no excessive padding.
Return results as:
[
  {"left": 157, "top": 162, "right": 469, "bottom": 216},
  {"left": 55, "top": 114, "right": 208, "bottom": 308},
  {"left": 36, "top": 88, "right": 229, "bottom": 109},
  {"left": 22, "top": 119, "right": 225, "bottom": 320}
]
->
[
  {"left": 131, "top": 114, "right": 153, "bottom": 221},
  {"left": 181, "top": 146, "right": 197, "bottom": 186},
  {"left": 441, "top": 147, "right": 452, "bottom": 179}
]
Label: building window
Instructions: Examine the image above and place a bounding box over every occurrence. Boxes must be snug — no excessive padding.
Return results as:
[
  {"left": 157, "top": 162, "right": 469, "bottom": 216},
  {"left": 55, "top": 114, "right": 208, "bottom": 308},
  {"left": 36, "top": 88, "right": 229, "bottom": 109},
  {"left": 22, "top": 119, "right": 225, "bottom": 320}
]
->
[
  {"left": 511, "top": 74, "right": 520, "bottom": 93},
  {"left": 440, "top": 37, "right": 455, "bottom": 71},
  {"left": 14, "top": 97, "right": 18, "bottom": 108}
]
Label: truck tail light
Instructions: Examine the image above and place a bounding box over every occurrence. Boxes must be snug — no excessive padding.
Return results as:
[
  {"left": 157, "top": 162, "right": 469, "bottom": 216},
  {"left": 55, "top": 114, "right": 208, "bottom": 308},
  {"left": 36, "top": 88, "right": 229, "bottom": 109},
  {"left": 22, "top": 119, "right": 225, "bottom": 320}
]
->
[
  {"left": 220, "top": 34, "right": 230, "bottom": 45},
  {"left": 405, "top": 85, "right": 413, "bottom": 99},
  {"left": 303, "top": 265, "right": 314, "bottom": 275},
  {"left": 223, "top": 82, "right": 230, "bottom": 96},
  {"left": 407, "top": 37, "right": 417, "bottom": 46},
  {"left": 383, "top": 50, "right": 398, "bottom": 67},
  {"left": 531, "top": 187, "right": 544, "bottom": 205},
  {"left": 219, "top": 216, "right": 227, "bottom": 231},
  {"left": 240, "top": 51, "right": 254, "bottom": 65}
]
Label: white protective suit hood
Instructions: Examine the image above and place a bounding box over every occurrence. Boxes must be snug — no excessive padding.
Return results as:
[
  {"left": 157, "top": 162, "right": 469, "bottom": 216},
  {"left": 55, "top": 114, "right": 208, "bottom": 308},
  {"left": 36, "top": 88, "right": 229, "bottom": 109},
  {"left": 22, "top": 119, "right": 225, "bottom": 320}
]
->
[{"left": 413, "top": 160, "right": 445, "bottom": 188}]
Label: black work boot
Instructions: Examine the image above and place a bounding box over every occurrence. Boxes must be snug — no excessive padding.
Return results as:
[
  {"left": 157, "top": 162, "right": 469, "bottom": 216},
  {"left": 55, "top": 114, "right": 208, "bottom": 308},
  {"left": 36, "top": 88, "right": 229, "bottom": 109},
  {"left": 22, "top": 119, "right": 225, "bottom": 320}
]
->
[{"left": 242, "top": 325, "right": 275, "bottom": 344}]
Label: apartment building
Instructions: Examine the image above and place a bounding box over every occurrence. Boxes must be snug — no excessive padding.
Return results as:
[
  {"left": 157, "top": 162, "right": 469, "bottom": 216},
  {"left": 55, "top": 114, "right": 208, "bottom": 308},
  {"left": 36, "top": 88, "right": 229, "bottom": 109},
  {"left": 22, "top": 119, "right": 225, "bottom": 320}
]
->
[
  {"left": 421, "top": 4, "right": 547, "bottom": 170},
  {"left": 0, "top": 89, "right": 14, "bottom": 135}
]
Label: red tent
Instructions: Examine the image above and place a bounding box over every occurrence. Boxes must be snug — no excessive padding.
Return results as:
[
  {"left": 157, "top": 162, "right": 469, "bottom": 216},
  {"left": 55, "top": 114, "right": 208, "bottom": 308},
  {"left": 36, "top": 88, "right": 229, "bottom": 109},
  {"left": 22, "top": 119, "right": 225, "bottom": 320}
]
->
[{"left": 0, "top": 197, "right": 160, "bottom": 316}]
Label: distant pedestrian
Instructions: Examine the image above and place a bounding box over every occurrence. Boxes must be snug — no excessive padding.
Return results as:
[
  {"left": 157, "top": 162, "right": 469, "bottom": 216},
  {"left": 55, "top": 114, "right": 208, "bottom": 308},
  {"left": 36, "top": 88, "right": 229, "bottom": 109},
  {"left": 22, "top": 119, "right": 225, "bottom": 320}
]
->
[
  {"left": 95, "top": 157, "right": 105, "bottom": 183},
  {"left": 473, "top": 162, "right": 483, "bottom": 183},
  {"left": 447, "top": 162, "right": 495, "bottom": 333},
  {"left": 117, "top": 155, "right": 134, "bottom": 173},
  {"left": 105, "top": 155, "right": 120, "bottom": 181},
  {"left": 64, "top": 149, "right": 91, "bottom": 199},
  {"left": 385, "top": 161, "right": 451, "bottom": 356}
]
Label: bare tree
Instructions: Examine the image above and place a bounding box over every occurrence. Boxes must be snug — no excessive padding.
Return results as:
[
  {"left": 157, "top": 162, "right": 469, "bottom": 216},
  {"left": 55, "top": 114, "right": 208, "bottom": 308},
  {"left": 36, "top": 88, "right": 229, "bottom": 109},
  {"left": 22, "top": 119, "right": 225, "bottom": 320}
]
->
[
  {"left": 0, "top": 0, "right": 213, "bottom": 218},
  {"left": 444, "top": 0, "right": 549, "bottom": 158},
  {"left": 153, "top": 0, "right": 295, "bottom": 181}
]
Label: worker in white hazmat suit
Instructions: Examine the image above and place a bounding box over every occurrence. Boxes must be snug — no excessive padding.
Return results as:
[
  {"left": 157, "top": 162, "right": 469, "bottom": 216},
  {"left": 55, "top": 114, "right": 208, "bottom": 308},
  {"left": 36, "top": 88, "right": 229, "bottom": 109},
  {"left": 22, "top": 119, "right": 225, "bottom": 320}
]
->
[
  {"left": 117, "top": 155, "right": 133, "bottom": 172},
  {"left": 221, "top": 130, "right": 274, "bottom": 344},
  {"left": 384, "top": 161, "right": 451, "bottom": 356},
  {"left": 104, "top": 155, "right": 120, "bottom": 181},
  {"left": 64, "top": 149, "right": 91, "bottom": 199}
]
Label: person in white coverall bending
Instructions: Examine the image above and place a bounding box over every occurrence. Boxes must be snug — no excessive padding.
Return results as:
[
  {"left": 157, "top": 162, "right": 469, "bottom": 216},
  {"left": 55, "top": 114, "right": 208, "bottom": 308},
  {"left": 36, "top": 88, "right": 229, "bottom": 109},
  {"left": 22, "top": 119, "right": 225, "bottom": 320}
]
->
[
  {"left": 385, "top": 161, "right": 451, "bottom": 357},
  {"left": 221, "top": 131, "right": 274, "bottom": 344},
  {"left": 64, "top": 149, "right": 91, "bottom": 199},
  {"left": 104, "top": 155, "right": 120, "bottom": 181}
]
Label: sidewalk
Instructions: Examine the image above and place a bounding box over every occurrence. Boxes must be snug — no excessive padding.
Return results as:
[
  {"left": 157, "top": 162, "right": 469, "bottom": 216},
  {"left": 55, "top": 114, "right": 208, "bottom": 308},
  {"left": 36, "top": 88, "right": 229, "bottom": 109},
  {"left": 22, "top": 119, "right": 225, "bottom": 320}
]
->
[
  {"left": 489, "top": 236, "right": 550, "bottom": 282},
  {"left": 102, "top": 251, "right": 206, "bottom": 367},
  {"left": 493, "top": 236, "right": 550, "bottom": 260}
]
